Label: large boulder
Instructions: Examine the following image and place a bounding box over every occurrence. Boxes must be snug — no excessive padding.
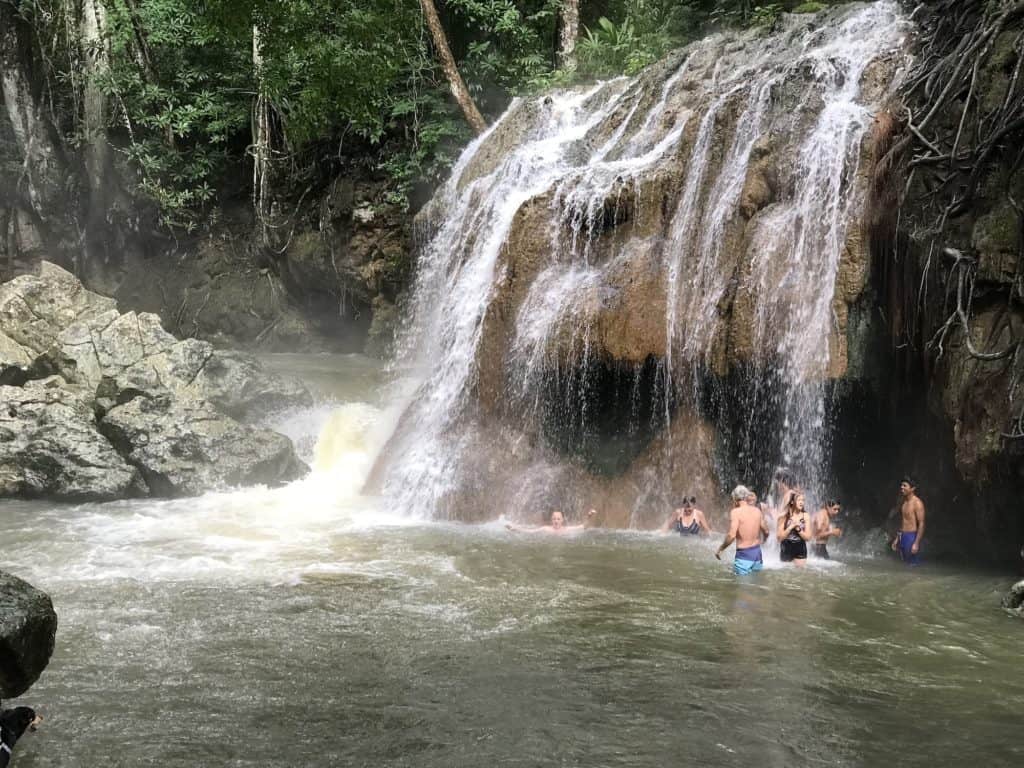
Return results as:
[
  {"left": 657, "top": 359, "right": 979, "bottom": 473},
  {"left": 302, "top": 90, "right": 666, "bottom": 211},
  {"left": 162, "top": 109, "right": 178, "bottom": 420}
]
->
[
  {"left": 189, "top": 350, "right": 312, "bottom": 422},
  {"left": 0, "top": 262, "right": 312, "bottom": 501},
  {"left": 0, "top": 377, "right": 144, "bottom": 500},
  {"left": 100, "top": 393, "right": 308, "bottom": 497},
  {"left": 0, "top": 571, "right": 57, "bottom": 699}
]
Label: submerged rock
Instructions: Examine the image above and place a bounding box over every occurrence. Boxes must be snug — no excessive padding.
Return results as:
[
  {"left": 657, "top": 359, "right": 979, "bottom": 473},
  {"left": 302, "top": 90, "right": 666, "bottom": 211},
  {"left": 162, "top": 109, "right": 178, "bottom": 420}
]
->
[
  {"left": 0, "top": 377, "right": 144, "bottom": 500},
  {"left": 1002, "top": 580, "right": 1024, "bottom": 617},
  {"left": 0, "top": 571, "right": 57, "bottom": 699},
  {"left": 100, "top": 393, "right": 307, "bottom": 497},
  {"left": 0, "top": 262, "right": 310, "bottom": 500}
]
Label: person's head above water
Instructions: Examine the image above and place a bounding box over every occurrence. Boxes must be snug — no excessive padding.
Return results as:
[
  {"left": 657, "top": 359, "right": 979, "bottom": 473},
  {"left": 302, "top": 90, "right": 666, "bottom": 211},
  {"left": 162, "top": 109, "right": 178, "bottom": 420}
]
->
[
  {"left": 549, "top": 510, "right": 565, "bottom": 529},
  {"left": 746, "top": 490, "right": 758, "bottom": 505},
  {"left": 785, "top": 491, "right": 805, "bottom": 513},
  {"left": 682, "top": 496, "right": 696, "bottom": 510},
  {"left": 825, "top": 499, "right": 841, "bottom": 516},
  {"left": 900, "top": 476, "right": 918, "bottom": 496},
  {"left": 731, "top": 485, "right": 751, "bottom": 505}
]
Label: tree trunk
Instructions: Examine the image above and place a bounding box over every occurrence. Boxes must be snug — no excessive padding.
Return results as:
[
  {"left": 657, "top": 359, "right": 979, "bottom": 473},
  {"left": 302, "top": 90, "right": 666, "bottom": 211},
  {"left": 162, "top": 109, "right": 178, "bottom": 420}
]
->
[
  {"left": 81, "top": 0, "right": 112, "bottom": 232},
  {"left": 252, "top": 24, "right": 271, "bottom": 240},
  {"left": 419, "top": 0, "right": 487, "bottom": 135},
  {"left": 0, "top": 1, "right": 71, "bottom": 225},
  {"left": 558, "top": 0, "right": 580, "bottom": 70}
]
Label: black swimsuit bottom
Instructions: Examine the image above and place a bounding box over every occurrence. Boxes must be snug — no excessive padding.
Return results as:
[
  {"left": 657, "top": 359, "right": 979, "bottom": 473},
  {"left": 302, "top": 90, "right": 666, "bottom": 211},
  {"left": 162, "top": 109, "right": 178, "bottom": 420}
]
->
[{"left": 780, "top": 538, "right": 808, "bottom": 561}]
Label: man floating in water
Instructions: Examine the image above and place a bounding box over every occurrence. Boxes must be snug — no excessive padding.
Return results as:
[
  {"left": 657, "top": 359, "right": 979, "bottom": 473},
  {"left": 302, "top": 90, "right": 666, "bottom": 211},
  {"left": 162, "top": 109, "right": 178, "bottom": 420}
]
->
[
  {"left": 812, "top": 499, "right": 842, "bottom": 559},
  {"left": 659, "top": 496, "right": 714, "bottom": 536},
  {"left": 506, "top": 508, "right": 597, "bottom": 534},
  {"left": 892, "top": 477, "right": 925, "bottom": 565},
  {"left": 715, "top": 485, "right": 770, "bottom": 574}
]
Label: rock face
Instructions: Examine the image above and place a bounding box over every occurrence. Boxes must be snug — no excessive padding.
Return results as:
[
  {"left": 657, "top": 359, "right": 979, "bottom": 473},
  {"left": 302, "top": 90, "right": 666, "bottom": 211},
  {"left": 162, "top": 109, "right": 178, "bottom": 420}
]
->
[
  {"left": 0, "top": 377, "right": 144, "bottom": 500},
  {"left": 0, "top": 571, "right": 57, "bottom": 699},
  {"left": 372, "top": 5, "right": 913, "bottom": 522},
  {"left": 0, "top": 262, "right": 310, "bottom": 500},
  {"left": 101, "top": 394, "right": 306, "bottom": 496}
]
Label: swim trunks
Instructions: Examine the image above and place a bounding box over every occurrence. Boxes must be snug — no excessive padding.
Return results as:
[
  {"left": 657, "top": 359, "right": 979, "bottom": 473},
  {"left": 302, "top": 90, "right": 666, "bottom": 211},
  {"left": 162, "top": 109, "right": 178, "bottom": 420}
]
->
[
  {"left": 780, "top": 539, "right": 808, "bottom": 562},
  {"left": 898, "top": 531, "right": 920, "bottom": 566},
  {"left": 812, "top": 543, "right": 829, "bottom": 559},
  {"left": 733, "top": 545, "right": 763, "bottom": 576}
]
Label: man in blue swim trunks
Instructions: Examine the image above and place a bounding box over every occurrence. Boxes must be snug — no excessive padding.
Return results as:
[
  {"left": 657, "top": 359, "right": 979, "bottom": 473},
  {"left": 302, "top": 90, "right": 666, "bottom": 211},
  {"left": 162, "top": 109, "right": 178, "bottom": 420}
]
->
[
  {"left": 715, "top": 485, "right": 771, "bottom": 575},
  {"left": 891, "top": 477, "right": 925, "bottom": 566}
]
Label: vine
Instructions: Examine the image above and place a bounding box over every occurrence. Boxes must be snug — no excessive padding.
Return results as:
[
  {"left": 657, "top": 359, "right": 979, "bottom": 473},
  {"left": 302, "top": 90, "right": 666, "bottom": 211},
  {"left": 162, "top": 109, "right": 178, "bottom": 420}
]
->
[{"left": 877, "top": 0, "right": 1024, "bottom": 442}]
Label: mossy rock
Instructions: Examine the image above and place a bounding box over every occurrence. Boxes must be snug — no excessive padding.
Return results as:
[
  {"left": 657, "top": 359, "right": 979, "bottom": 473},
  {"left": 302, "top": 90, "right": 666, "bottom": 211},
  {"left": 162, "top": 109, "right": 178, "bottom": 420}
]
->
[{"left": 792, "top": 2, "right": 828, "bottom": 13}]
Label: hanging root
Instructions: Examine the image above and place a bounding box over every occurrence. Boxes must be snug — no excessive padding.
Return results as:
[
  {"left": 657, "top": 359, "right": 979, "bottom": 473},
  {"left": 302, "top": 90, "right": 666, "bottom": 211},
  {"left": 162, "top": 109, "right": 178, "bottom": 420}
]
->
[{"left": 873, "top": 0, "right": 1024, "bottom": 442}]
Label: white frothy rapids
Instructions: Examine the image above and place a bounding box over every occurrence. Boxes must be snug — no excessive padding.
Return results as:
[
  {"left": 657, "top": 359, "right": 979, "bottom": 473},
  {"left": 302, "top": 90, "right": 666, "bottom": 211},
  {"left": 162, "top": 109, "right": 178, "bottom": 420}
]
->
[
  {"left": 2, "top": 394, "right": 429, "bottom": 588},
  {"left": 380, "top": 3, "right": 911, "bottom": 518}
]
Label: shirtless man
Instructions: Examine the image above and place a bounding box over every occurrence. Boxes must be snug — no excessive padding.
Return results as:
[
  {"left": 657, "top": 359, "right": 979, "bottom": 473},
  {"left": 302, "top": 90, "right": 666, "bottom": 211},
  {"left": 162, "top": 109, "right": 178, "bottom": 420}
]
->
[
  {"left": 659, "top": 496, "right": 713, "bottom": 536},
  {"left": 812, "top": 500, "right": 842, "bottom": 559},
  {"left": 892, "top": 478, "right": 925, "bottom": 565},
  {"left": 715, "top": 485, "right": 771, "bottom": 575},
  {"left": 507, "top": 508, "right": 597, "bottom": 534}
]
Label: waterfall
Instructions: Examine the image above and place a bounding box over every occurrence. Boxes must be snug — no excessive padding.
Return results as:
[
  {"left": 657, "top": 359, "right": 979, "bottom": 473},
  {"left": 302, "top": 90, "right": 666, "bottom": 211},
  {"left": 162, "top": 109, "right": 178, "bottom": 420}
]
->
[{"left": 375, "top": 2, "right": 911, "bottom": 522}]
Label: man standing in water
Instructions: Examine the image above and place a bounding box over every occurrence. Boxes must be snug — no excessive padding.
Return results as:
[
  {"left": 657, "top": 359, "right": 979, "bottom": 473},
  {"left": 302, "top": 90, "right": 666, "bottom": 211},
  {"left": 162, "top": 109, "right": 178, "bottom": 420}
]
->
[
  {"left": 812, "top": 500, "right": 842, "bottom": 559},
  {"left": 507, "top": 508, "right": 597, "bottom": 534},
  {"left": 715, "top": 485, "right": 771, "bottom": 575},
  {"left": 892, "top": 478, "right": 925, "bottom": 565}
]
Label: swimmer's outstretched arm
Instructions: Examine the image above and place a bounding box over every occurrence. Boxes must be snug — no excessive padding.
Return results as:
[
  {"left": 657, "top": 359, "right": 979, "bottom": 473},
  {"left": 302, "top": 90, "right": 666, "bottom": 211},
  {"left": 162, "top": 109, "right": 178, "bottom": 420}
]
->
[
  {"left": 564, "top": 509, "right": 599, "bottom": 531},
  {"left": 506, "top": 522, "right": 542, "bottom": 533},
  {"left": 715, "top": 512, "right": 740, "bottom": 560}
]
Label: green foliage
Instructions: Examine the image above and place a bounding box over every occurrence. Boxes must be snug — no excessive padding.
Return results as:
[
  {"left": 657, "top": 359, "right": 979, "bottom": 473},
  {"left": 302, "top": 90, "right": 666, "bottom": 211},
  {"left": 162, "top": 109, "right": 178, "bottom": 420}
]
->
[
  {"left": 749, "top": 4, "right": 785, "bottom": 27},
  {"left": 792, "top": 2, "right": 828, "bottom": 13},
  {"left": 578, "top": 16, "right": 669, "bottom": 77},
  {"left": 17, "top": 0, "right": 855, "bottom": 230}
]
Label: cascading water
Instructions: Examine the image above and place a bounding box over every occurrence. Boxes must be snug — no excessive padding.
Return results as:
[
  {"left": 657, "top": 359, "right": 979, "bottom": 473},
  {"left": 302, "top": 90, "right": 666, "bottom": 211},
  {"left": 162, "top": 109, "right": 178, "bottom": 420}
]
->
[{"left": 375, "top": 3, "right": 912, "bottom": 522}]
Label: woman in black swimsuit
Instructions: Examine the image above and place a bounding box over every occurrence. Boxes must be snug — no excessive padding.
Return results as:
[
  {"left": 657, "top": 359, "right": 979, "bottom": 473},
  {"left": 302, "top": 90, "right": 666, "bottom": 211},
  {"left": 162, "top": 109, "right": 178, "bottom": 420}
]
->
[
  {"left": 660, "top": 496, "right": 713, "bottom": 536},
  {"left": 776, "top": 491, "right": 811, "bottom": 565}
]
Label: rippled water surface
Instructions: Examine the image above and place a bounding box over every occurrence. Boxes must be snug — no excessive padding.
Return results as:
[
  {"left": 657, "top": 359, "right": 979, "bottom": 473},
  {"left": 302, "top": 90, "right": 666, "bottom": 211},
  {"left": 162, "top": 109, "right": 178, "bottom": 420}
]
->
[{"left": 2, "top": 355, "right": 1021, "bottom": 767}]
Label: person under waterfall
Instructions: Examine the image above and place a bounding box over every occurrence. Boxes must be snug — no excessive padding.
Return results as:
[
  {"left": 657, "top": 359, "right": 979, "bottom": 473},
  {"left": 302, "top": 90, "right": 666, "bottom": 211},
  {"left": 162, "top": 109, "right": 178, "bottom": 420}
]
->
[
  {"left": 506, "top": 508, "right": 597, "bottom": 534},
  {"left": 777, "top": 491, "right": 812, "bottom": 566},
  {"left": 812, "top": 499, "right": 843, "bottom": 559},
  {"left": 659, "top": 496, "right": 714, "bottom": 536},
  {"left": 891, "top": 477, "right": 925, "bottom": 566},
  {"left": 715, "top": 485, "right": 771, "bottom": 575}
]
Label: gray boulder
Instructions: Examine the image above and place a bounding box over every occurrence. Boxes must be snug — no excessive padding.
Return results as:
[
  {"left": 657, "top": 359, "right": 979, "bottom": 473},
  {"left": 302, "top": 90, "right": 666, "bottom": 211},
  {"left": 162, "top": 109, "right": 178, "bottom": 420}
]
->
[
  {"left": 100, "top": 393, "right": 308, "bottom": 497},
  {"left": 0, "top": 262, "right": 117, "bottom": 360},
  {"left": 189, "top": 350, "right": 312, "bottom": 421},
  {"left": 1002, "top": 580, "right": 1024, "bottom": 617},
  {"left": 1, "top": 262, "right": 312, "bottom": 419},
  {"left": 0, "top": 571, "right": 57, "bottom": 699},
  {"left": 0, "top": 330, "right": 33, "bottom": 386},
  {"left": 0, "top": 262, "right": 312, "bottom": 500},
  {"left": 0, "top": 377, "right": 144, "bottom": 500}
]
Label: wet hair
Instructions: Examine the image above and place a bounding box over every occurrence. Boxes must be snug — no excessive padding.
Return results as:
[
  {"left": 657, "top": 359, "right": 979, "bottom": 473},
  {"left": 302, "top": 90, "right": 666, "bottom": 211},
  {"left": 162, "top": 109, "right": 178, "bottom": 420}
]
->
[
  {"left": 825, "top": 499, "right": 839, "bottom": 507},
  {"left": 902, "top": 476, "right": 918, "bottom": 489},
  {"left": 682, "top": 496, "right": 696, "bottom": 505},
  {"left": 773, "top": 467, "right": 798, "bottom": 486},
  {"left": 731, "top": 485, "right": 751, "bottom": 503},
  {"left": 0, "top": 706, "right": 37, "bottom": 738}
]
